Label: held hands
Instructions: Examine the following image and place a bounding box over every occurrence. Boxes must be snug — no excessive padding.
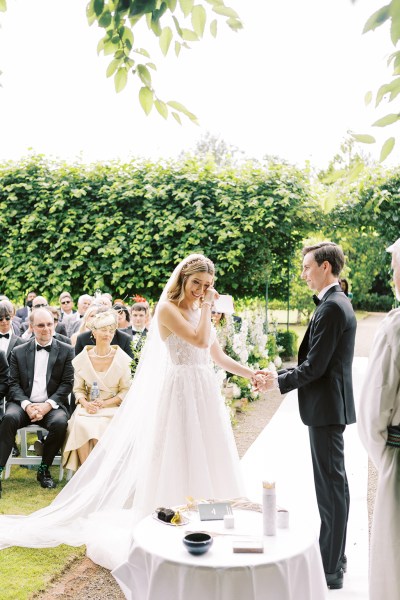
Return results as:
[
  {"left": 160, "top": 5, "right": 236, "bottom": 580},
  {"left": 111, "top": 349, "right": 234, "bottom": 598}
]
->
[{"left": 253, "top": 370, "right": 279, "bottom": 393}]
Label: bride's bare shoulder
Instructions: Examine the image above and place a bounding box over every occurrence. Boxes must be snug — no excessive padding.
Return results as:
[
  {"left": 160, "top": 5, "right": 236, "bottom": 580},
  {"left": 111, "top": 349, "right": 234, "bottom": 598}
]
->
[{"left": 158, "top": 300, "right": 177, "bottom": 314}]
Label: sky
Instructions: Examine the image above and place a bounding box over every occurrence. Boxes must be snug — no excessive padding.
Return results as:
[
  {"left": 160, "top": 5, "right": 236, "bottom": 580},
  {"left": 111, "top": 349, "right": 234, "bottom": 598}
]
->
[{"left": 0, "top": 0, "right": 396, "bottom": 169}]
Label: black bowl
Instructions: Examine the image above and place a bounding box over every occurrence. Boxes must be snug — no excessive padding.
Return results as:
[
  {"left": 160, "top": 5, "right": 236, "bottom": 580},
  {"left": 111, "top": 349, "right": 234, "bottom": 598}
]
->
[{"left": 182, "top": 532, "right": 213, "bottom": 555}]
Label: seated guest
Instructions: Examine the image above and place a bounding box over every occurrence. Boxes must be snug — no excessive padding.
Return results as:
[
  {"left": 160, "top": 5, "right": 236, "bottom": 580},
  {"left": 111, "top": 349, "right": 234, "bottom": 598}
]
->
[
  {"left": 0, "top": 301, "right": 25, "bottom": 359},
  {"left": 23, "top": 308, "right": 71, "bottom": 345},
  {"left": 0, "top": 309, "right": 74, "bottom": 492},
  {"left": 20, "top": 296, "right": 49, "bottom": 338},
  {"left": 63, "top": 310, "right": 131, "bottom": 471},
  {"left": 113, "top": 303, "right": 132, "bottom": 336},
  {"left": 16, "top": 291, "right": 37, "bottom": 324},
  {"left": 70, "top": 304, "right": 99, "bottom": 347},
  {"left": 47, "top": 306, "right": 68, "bottom": 337},
  {"left": 0, "top": 349, "right": 9, "bottom": 492},
  {"left": 130, "top": 302, "right": 148, "bottom": 335},
  {"left": 75, "top": 306, "right": 133, "bottom": 359},
  {"left": 59, "top": 291, "right": 75, "bottom": 321},
  {"left": 0, "top": 301, "right": 25, "bottom": 458},
  {"left": 68, "top": 294, "right": 94, "bottom": 337}
]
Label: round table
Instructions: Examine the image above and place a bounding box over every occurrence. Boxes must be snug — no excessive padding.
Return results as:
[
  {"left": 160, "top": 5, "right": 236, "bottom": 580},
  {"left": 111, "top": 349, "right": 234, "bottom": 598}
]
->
[{"left": 113, "top": 509, "right": 327, "bottom": 600}]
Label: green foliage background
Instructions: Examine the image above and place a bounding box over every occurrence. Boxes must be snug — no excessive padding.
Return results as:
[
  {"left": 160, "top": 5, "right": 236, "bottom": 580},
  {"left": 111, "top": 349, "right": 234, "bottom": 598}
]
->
[
  {"left": 0, "top": 155, "right": 318, "bottom": 303},
  {"left": 0, "top": 154, "right": 398, "bottom": 310}
]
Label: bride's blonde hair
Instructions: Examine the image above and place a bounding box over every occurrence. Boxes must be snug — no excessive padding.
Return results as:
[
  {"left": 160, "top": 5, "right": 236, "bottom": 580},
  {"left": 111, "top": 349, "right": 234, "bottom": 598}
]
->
[{"left": 167, "top": 254, "right": 215, "bottom": 304}]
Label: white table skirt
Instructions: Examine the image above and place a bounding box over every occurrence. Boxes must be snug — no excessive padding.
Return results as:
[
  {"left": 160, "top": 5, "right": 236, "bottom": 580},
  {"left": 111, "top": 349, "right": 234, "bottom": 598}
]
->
[{"left": 113, "top": 509, "right": 327, "bottom": 600}]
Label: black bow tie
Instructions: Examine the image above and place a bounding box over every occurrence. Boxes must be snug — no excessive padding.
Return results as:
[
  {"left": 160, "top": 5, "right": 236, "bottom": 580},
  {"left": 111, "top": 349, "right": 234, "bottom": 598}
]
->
[
  {"left": 0, "top": 333, "right": 10, "bottom": 339},
  {"left": 37, "top": 344, "right": 51, "bottom": 352},
  {"left": 312, "top": 295, "right": 321, "bottom": 306}
]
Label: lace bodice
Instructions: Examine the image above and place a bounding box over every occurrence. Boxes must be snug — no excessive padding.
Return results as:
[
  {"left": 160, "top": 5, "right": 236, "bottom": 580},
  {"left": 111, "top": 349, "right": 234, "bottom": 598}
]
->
[{"left": 165, "top": 327, "right": 217, "bottom": 366}]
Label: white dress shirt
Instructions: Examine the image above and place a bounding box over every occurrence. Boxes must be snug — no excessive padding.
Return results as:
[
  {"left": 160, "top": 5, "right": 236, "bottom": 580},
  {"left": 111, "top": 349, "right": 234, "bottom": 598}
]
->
[
  {"left": 21, "top": 342, "right": 59, "bottom": 411},
  {"left": 317, "top": 281, "right": 339, "bottom": 301},
  {"left": 0, "top": 327, "right": 12, "bottom": 355}
]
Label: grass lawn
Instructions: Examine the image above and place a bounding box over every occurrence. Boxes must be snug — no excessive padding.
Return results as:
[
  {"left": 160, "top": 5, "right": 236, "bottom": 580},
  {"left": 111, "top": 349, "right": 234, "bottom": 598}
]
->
[{"left": 0, "top": 445, "right": 85, "bottom": 600}]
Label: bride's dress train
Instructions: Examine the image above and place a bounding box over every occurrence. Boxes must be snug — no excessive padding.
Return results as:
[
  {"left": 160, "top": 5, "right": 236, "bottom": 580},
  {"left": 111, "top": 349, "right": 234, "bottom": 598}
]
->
[{"left": 0, "top": 319, "right": 244, "bottom": 571}]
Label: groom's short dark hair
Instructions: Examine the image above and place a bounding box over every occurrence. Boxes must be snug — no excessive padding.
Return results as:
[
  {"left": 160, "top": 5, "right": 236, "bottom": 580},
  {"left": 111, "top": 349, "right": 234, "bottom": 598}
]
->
[{"left": 302, "top": 242, "right": 345, "bottom": 277}]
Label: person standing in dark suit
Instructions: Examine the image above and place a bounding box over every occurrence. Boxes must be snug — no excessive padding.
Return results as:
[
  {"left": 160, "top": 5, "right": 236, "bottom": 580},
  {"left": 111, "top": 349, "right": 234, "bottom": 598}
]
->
[
  {"left": 256, "top": 242, "right": 356, "bottom": 591},
  {"left": 0, "top": 309, "right": 74, "bottom": 494}
]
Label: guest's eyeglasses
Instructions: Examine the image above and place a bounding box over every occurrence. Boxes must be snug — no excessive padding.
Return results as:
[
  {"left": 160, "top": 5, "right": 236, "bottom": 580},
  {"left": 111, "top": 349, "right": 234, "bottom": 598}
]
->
[
  {"left": 61, "top": 300, "right": 71, "bottom": 305},
  {"left": 53, "top": 317, "right": 59, "bottom": 322},
  {"left": 33, "top": 304, "right": 48, "bottom": 308},
  {"left": 33, "top": 322, "right": 54, "bottom": 329},
  {"left": 0, "top": 316, "right": 11, "bottom": 321}
]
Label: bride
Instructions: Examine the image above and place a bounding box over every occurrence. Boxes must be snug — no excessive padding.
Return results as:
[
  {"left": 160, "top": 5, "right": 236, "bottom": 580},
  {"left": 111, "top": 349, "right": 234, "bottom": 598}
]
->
[{"left": 0, "top": 254, "right": 255, "bottom": 574}]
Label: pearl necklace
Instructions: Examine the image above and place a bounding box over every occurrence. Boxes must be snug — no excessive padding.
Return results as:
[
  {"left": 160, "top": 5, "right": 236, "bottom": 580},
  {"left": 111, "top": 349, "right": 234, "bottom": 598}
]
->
[{"left": 93, "top": 347, "right": 113, "bottom": 358}]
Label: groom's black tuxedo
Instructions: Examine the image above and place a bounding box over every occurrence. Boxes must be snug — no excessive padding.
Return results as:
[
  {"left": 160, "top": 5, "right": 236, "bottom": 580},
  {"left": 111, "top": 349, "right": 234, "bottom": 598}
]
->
[
  {"left": 0, "top": 338, "right": 74, "bottom": 468},
  {"left": 277, "top": 285, "right": 356, "bottom": 576},
  {"left": 278, "top": 285, "right": 356, "bottom": 426}
]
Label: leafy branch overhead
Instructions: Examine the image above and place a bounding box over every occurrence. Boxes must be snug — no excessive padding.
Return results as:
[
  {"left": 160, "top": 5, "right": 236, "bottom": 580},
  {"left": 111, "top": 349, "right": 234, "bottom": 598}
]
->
[
  {"left": 350, "top": 1, "right": 400, "bottom": 162},
  {"left": 87, "top": 0, "right": 242, "bottom": 123}
]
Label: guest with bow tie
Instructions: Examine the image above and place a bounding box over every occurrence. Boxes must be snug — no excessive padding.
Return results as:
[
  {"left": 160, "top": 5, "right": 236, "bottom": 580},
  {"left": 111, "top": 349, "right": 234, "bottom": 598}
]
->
[
  {"left": 255, "top": 242, "right": 356, "bottom": 591},
  {"left": 0, "top": 308, "right": 74, "bottom": 494},
  {"left": 0, "top": 301, "right": 26, "bottom": 456}
]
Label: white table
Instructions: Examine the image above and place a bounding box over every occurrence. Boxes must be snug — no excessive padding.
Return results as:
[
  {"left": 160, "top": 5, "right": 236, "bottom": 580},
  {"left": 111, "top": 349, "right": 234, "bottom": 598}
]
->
[{"left": 113, "top": 509, "right": 327, "bottom": 600}]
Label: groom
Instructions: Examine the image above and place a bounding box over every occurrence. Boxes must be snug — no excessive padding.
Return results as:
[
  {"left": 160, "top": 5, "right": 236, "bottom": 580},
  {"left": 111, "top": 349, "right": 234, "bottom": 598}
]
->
[{"left": 257, "top": 241, "right": 356, "bottom": 590}]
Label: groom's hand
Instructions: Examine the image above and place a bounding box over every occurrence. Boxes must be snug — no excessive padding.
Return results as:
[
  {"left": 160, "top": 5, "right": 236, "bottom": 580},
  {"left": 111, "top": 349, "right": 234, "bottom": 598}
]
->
[{"left": 253, "top": 370, "right": 278, "bottom": 392}]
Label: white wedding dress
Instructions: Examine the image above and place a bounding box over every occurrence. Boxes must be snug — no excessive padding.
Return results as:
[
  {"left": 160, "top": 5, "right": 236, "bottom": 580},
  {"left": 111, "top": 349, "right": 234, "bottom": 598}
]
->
[{"left": 0, "top": 258, "right": 244, "bottom": 576}]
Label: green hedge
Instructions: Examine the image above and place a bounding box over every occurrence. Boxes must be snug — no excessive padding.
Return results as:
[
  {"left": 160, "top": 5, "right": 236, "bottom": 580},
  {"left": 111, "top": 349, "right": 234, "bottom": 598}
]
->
[
  {"left": 277, "top": 329, "right": 299, "bottom": 360},
  {"left": 0, "top": 155, "right": 317, "bottom": 303}
]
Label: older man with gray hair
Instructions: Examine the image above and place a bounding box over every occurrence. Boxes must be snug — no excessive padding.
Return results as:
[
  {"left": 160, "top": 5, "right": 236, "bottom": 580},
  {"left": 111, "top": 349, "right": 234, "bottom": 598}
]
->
[
  {"left": 66, "top": 294, "right": 93, "bottom": 337},
  {"left": 358, "top": 237, "right": 400, "bottom": 600}
]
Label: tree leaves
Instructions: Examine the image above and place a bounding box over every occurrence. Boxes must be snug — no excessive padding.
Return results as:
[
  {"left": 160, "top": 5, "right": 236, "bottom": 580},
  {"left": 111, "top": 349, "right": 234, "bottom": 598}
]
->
[
  {"left": 159, "top": 26, "right": 173, "bottom": 55},
  {"left": 0, "top": 0, "right": 7, "bottom": 12},
  {"left": 348, "top": 132, "right": 376, "bottom": 144},
  {"left": 85, "top": 1, "right": 243, "bottom": 122},
  {"left": 139, "top": 86, "right": 154, "bottom": 114},
  {"left": 372, "top": 113, "right": 400, "bottom": 126},
  {"left": 363, "top": 4, "right": 391, "bottom": 33},
  {"left": 192, "top": 5, "right": 206, "bottom": 37},
  {"left": 379, "top": 136, "right": 395, "bottom": 161},
  {"left": 115, "top": 67, "right": 128, "bottom": 92}
]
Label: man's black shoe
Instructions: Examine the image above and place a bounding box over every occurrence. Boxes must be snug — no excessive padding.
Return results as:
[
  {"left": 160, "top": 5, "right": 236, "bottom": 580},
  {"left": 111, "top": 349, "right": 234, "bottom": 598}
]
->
[
  {"left": 326, "top": 569, "right": 344, "bottom": 590},
  {"left": 340, "top": 554, "right": 347, "bottom": 573},
  {"left": 37, "top": 469, "right": 56, "bottom": 489}
]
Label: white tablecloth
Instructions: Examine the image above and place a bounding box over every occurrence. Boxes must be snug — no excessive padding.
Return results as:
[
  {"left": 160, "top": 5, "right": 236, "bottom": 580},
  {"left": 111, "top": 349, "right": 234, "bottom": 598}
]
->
[{"left": 113, "top": 509, "right": 327, "bottom": 600}]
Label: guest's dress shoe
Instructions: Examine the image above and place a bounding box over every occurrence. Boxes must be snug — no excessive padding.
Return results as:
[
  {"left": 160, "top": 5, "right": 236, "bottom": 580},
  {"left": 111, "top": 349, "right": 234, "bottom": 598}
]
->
[
  {"left": 37, "top": 469, "right": 56, "bottom": 489},
  {"left": 325, "top": 568, "right": 344, "bottom": 590},
  {"left": 340, "top": 554, "right": 347, "bottom": 573},
  {"left": 34, "top": 440, "right": 44, "bottom": 456}
]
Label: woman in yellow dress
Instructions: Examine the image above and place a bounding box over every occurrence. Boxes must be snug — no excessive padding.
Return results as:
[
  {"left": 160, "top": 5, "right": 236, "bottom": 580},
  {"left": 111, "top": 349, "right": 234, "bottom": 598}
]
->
[{"left": 63, "top": 310, "right": 132, "bottom": 471}]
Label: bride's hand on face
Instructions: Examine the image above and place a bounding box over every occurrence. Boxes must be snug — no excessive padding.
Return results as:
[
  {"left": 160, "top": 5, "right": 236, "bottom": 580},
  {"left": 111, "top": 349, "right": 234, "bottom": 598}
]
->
[{"left": 203, "top": 287, "right": 219, "bottom": 304}]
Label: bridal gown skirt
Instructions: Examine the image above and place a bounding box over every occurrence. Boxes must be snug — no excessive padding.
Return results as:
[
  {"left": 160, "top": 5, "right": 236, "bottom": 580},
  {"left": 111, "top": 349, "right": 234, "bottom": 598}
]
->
[
  {"left": 113, "top": 360, "right": 245, "bottom": 589},
  {"left": 132, "top": 361, "right": 244, "bottom": 515}
]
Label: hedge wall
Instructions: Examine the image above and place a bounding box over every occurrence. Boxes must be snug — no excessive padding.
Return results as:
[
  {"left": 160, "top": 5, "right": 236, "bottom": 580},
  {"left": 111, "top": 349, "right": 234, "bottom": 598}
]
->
[{"left": 0, "top": 155, "right": 319, "bottom": 303}]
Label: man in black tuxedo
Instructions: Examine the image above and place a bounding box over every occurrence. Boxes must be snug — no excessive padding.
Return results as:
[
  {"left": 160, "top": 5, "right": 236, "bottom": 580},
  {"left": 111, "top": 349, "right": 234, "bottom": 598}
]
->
[
  {"left": 0, "top": 309, "right": 74, "bottom": 494},
  {"left": 0, "top": 301, "right": 26, "bottom": 457},
  {"left": 257, "top": 242, "right": 356, "bottom": 590}
]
